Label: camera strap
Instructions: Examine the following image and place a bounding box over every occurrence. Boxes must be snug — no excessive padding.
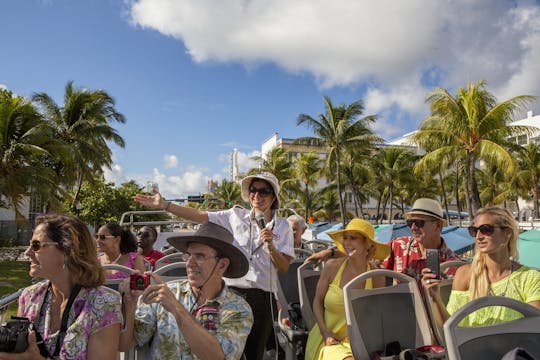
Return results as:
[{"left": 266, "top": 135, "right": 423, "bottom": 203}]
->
[
  {"left": 53, "top": 284, "right": 81, "bottom": 357},
  {"left": 35, "top": 284, "right": 82, "bottom": 358}
]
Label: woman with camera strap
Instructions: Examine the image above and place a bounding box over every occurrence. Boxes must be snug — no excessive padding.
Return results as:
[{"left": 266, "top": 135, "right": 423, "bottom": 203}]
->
[{"left": 0, "top": 214, "right": 122, "bottom": 360}]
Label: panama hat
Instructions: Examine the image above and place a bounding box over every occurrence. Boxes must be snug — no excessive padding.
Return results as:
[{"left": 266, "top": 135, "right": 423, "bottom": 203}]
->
[
  {"left": 167, "top": 222, "right": 248, "bottom": 278},
  {"left": 240, "top": 172, "right": 280, "bottom": 209},
  {"left": 327, "top": 218, "right": 390, "bottom": 260},
  {"left": 406, "top": 198, "right": 448, "bottom": 225}
]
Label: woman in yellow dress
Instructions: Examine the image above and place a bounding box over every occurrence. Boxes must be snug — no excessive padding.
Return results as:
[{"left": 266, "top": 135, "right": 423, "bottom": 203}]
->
[{"left": 305, "top": 219, "right": 390, "bottom": 360}]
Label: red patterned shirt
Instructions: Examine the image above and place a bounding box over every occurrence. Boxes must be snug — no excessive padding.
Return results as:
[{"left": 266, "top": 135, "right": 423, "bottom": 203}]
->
[{"left": 382, "top": 236, "right": 459, "bottom": 284}]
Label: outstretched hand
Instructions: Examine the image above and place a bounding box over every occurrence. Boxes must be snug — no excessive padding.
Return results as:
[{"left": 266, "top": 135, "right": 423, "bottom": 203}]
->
[{"left": 133, "top": 193, "right": 164, "bottom": 210}]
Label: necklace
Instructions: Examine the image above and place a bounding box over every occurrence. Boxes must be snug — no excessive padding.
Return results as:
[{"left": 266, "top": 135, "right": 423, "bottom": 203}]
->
[
  {"left": 489, "top": 262, "right": 513, "bottom": 297},
  {"left": 111, "top": 252, "right": 122, "bottom": 264}
]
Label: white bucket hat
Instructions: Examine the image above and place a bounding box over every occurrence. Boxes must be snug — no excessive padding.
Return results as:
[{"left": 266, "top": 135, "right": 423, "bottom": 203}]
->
[
  {"left": 406, "top": 198, "right": 448, "bottom": 225},
  {"left": 240, "top": 172, "right": 280, "bottom": 209}
]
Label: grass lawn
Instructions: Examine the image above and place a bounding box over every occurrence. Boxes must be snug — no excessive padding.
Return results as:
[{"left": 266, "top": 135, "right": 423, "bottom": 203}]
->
[{"left": 0, "top": 260, "right": 32, "bottom": 319}]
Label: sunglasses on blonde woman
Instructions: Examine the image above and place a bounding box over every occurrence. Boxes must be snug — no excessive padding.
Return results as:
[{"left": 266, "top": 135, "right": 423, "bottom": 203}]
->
[
  {"left": 467, "top": 224, "right": 505, "bottom": 237},
  {"left": 30, "top": 240, "right": 59, "bottom": 252}
]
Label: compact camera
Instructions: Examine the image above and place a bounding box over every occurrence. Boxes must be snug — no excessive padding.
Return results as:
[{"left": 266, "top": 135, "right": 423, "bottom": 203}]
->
[
  {"left": 130, "top": 274, "right": 151, "bottom": 290},
  {"left": 0, "top": 316, "right": 31, "bottom": 353}
]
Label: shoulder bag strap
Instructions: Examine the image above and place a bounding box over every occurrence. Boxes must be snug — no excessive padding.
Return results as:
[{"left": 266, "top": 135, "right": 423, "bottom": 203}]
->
[{"left": 52, "top": 284, "right": 82, "bottom": 357}]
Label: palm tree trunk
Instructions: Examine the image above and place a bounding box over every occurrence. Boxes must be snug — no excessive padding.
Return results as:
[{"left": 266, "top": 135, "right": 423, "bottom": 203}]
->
[
  {"left": 533, "top": 174, "right": 539, "bottom": 219},
  {"left": 335, "top": 152, "right": 346, "bottom": 225},
  {"left": 438, "top": 170, "right": 449, "bottom": 224},
  {"left": 468, "top": 153, "right": 482, "bottom": 215},
  {"left": 305, "top": 183, "right": 310, "bottom": 219}
]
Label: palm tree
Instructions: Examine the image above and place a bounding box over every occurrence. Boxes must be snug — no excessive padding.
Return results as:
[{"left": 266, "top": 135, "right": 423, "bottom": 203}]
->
[
  {"left": 296, "top": 96, "right": 379, "bottom": 224},
  {"left": 411, "top": 80, "right": 536, "bottom": 215},
  {"left": 371, "top": 146, "right": 418, "bottom": 222},
  {"left": 0, "top": 90, "right": 60, "bottom": 219},
  {"left": 33, "top": 81, "right": 126, "bottom": 210},
  {"left": 211, "top": 179, "right": 243, "bottom": 209},
  {"left": 293, "top": 152, "right": 322, "bottom": 219},
  {"left": 516, "top": 143, "right": 540, "bottom": 217}
]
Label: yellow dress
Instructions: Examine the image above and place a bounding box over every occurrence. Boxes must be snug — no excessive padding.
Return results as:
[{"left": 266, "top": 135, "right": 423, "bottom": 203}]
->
[{"left": 305, "top": 259, "right": 373, "bottom": 360}]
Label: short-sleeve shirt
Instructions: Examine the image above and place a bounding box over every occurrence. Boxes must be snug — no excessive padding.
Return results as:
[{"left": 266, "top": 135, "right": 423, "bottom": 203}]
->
[
  {"left": 382, "top": 236, "right": 459, "bottom": 283},
  {"left": 144, "top": 249, "right": 166, "bottom": 267},
  {"left": 134, "top": 279, "right": 253, "bottom": 360},
  {"left": 446, "top": 265, "right": 540, "bottom": 326},
  {"left": 208, "top": 207, "right": 295, "bottom": 292},
  {"left": 18, "top": 281, "right": 122, "bottom": 359}
]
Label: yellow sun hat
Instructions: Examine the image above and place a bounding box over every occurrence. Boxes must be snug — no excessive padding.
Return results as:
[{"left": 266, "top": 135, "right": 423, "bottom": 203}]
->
[{"left": 327, "top": 218, "right": 390, "bottom": 260}]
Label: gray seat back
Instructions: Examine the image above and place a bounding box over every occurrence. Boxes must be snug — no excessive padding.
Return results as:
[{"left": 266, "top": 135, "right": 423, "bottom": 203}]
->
[
  {"left": 154, "top": 252, "right": 185, "bottom": 270},
  {"left": 297, "top": 261, "right": 321, "bottom": 330},
  {"left": 443, "top": 296, "right": 540, "bottom": 360},
  {"left": 153, "top": 262, "right": 187, "bottom": 282},
  {"left": 344, "top": 269, "right": 434, "bottom": 359}
]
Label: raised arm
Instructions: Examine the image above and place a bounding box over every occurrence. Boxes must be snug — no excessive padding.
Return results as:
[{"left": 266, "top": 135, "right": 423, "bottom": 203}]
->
[{"left": 133, "top": 192, "right": 209, "bottom": 223}]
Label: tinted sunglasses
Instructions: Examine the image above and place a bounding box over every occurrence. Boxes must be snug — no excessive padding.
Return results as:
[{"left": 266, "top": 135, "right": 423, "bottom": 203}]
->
[
  {"left": 249, "top": 186, "right": 273, "bottom": 197},
  {"left": 406, "top": 219, "right": 436, "bottom": 228},
  {"left": 95, "top": 234, "right": 116, "bottom": 240},
  {"left": 136, "top": 231, "right": 150, "bottom": 238},
  {"left": 467, "top": 224, "right": 504, "bottom": 237},
  {"left": 30, "top": 240, "right": 59, "bottom": 252}
]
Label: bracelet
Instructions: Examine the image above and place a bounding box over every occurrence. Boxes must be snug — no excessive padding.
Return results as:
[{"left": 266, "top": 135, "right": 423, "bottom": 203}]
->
[
  {"left": 164, "top": 201, "right": 171, "bottom": 211},
  {"left": 330, "top": 247, "right": 335, "bottom": 258}
]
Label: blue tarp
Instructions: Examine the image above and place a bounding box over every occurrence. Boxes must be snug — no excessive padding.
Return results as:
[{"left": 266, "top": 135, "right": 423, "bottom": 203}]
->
[{"left": 518, "top": 229, "right": 540, "bottom": 269}]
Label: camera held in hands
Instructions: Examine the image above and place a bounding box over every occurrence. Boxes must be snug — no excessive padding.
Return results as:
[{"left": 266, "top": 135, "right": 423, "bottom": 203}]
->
[
  {"left": 130, "top": 274, "right": 151, "bottom": 290},
  {"left": 0, "top": 316, "right": 31, "bottom": 353}
]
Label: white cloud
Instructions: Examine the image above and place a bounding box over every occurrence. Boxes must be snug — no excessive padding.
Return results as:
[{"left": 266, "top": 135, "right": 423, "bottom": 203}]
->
[
  {"left": 103, "top": 164, "right": 126, "bottom": 185},
  {"left": 163, "top": 154, "right": 178, "bottom": 169},
  {"left": 0, "top": 83, "right": 6, "bottom": 90},
  {"left": 128, "top": 0, "right": 540, "bottom": 115}
]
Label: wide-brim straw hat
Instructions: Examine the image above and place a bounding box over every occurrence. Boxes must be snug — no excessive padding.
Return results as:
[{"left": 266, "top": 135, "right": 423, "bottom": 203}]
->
[
  {"left": 240, "top": 172, "right": 280, "bottom": 209},
  {"left": 406, "top": 198, "right": 448, "bottom": 225},
  {"left": 327, "top": 218, "right": 390, "bottom": 260},
  {"left": 167, "top": 222, "right": 248, "bottom": 278}
]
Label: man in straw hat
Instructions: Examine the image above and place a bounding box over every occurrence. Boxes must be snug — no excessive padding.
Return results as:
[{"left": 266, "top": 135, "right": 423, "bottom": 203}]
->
[
  {"left": 306, "top": 198, "right": 459, "bottom": 285},
  {"left": 119, "top": 222, "right": 253, "bottom": 360},
  {"left": 133, "top": 172, "right": 294, "bottom": 360}
]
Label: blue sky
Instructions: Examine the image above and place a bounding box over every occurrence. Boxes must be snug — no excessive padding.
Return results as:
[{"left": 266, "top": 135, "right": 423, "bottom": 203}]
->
[{"left": 1, "top": 0, "right": 539, "bottom": 199}]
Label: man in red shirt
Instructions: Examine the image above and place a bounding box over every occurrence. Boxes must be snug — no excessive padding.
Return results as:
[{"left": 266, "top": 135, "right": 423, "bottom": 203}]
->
[
  {"left": 136, "top": 226, "right": 165, "bottom": 268},
  {"left": 382, "top": 198, "right": 459, "bottom": 283}
]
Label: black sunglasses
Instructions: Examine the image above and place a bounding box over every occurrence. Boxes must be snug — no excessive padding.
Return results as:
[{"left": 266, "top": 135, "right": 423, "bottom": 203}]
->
[
  {"left": 467, "top": 224, "right": 504, "bottom": 237},
  {"left": 95, "top": 234, "right": 116, "bottom": 240},
  {"left": 406, "top": 219, "right": 436, "bottom": 228},
  {"left": 249, "top": 186, "right": 273, "bottom": 197},
  {"left": 30, "top": 240, "right": 59, "bottom": 252},
  {"left": 136, "top": 231, "right": 150, "bottom": 238}
]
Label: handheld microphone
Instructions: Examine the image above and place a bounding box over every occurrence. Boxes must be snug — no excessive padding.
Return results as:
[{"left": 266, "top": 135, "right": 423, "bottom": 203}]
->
[{"left": 255, "top": 210, "right": 266, "bottom": 229}]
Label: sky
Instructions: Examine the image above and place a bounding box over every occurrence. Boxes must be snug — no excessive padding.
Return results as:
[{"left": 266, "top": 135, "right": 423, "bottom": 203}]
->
[{"left": 1, "top": 0, "right": 540, "bottom": 199}]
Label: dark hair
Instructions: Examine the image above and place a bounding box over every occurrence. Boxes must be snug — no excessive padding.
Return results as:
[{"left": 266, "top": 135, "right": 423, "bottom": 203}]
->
[
  {"left": 102, "top": 222, "right": 138, "bottom": 253},
  {"left": 35, "top": 214, "right": 105, "bottom": 287}
]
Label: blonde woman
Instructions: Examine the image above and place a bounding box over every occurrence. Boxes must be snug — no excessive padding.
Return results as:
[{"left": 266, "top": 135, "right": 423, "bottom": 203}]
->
[
  {"left": 305, "top": 218, "right": 390, "bottom": 360},
  {"left": 423, "top": 206, "right": 540, "bottom": 327}
]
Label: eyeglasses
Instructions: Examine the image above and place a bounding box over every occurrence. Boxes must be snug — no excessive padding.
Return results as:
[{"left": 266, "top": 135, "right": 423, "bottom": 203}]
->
[
  {"left": 249, "top": 186, "right": 273, "bottom": 197},
  {"left": 95, "top": 234, "right": 116, "bottom": 240},
  {"left": 467, "top": 224, "right": 504, "bottom": 237},
  {"left": 183, "top": 253, "right": 219, "bottom": 263},
  {"left": 136, "top": 231, "right": 150, "bottom": 238},
  {"left": 30, "top": 240, "right": 59, "bottom": 252},
  {"left": 406, "top": 219, "right": 436, "bottom": 228}
]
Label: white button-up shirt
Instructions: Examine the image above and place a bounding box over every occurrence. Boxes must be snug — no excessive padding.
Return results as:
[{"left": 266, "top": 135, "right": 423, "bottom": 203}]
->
[{"left": 208, "top": 207, "right": 295, "bottom": 292}]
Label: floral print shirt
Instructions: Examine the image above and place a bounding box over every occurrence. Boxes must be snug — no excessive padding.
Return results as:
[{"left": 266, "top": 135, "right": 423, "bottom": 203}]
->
[
  {"left": 134, "top": 279, "right": 253, "bottom": 360},
  {"left": 18, "top": 281, "right": 122, "bottom": 359},
  {"left": 382, "top": 236, "right": 459, "bottom": 283}
]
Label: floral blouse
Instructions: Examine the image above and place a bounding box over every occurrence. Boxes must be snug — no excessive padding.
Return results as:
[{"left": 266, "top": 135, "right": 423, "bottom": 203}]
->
[
  {"left": 18, "top": 281, "right": 122, "bottom": 359},
  {"left": 134, "top": 279, "right": 253, "bottom": 360}
]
